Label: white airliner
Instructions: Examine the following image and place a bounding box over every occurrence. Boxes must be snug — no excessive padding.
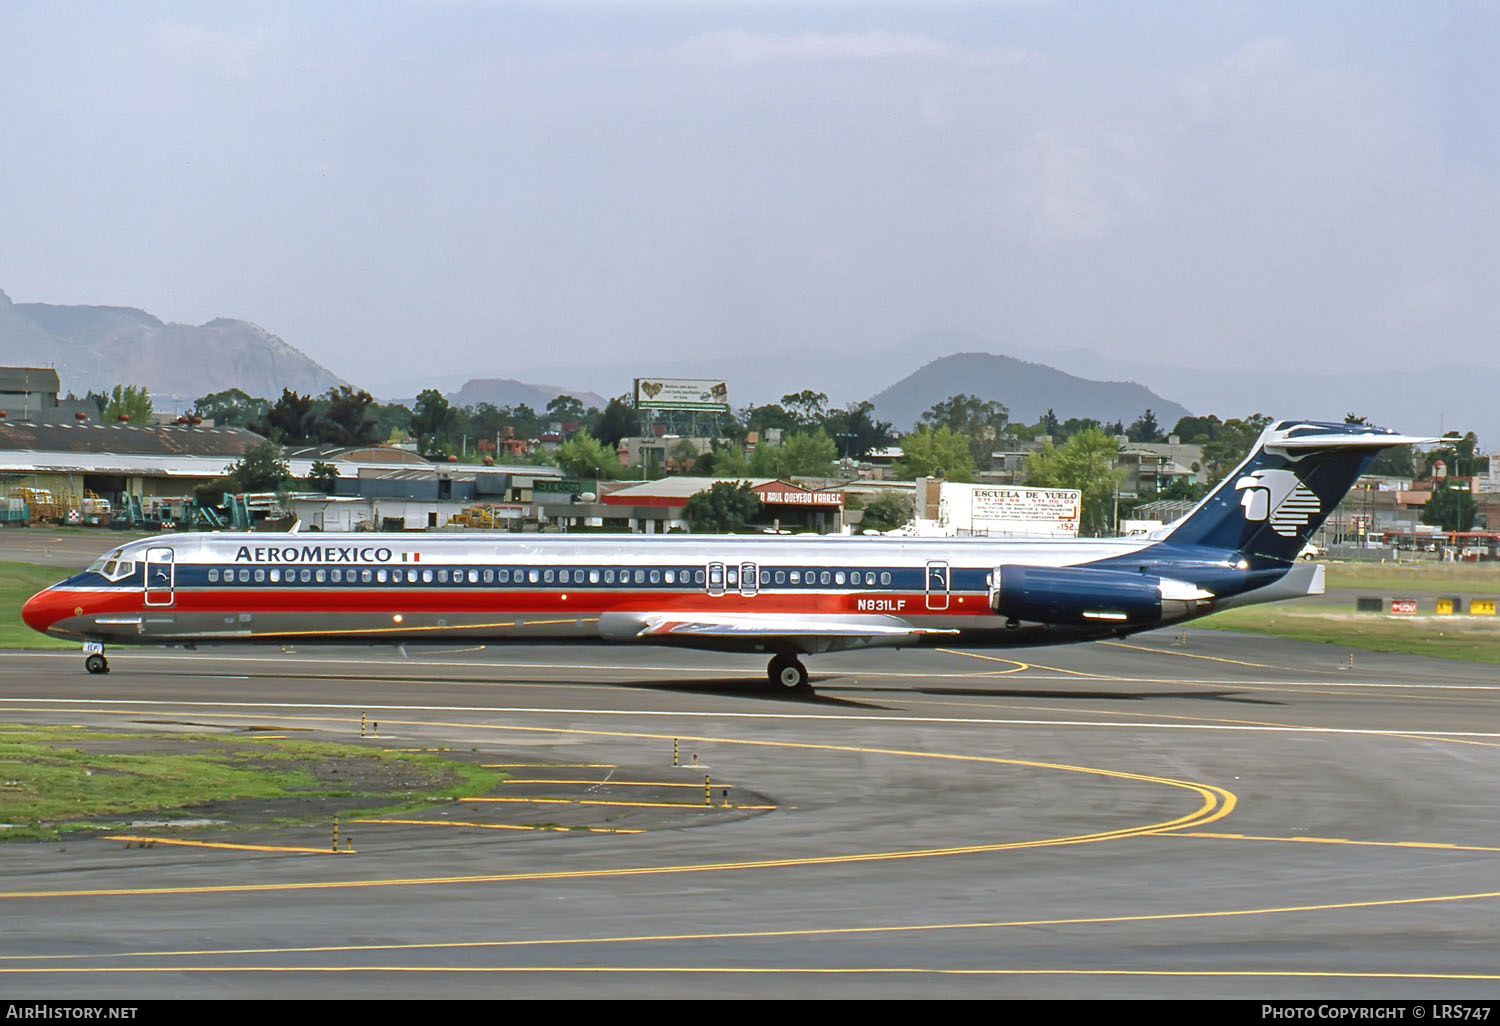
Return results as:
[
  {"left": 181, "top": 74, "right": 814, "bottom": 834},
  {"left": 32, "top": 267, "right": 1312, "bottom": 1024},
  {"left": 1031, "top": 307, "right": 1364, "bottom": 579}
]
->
[{"left": 22, "top": 420, "right": 1427, "bottom": 693}]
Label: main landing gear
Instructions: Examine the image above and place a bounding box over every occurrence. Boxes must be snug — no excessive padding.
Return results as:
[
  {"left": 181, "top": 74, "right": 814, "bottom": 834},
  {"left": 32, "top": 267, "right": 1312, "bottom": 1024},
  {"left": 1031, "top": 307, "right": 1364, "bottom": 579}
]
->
[{"left": 767, "top": 653, "right": 810, "bottom": 693}]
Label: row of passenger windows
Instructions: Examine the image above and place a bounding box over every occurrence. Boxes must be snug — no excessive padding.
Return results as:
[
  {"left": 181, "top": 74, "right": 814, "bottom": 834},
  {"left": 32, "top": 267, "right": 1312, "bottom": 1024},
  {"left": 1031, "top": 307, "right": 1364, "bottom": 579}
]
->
[{"left": 203, "top": 566, "right": 900, "bottom": 587}]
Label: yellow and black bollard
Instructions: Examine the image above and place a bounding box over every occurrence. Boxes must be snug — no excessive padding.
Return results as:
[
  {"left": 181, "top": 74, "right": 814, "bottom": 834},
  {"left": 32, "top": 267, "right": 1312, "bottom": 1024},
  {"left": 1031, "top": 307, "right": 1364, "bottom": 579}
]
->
[
  {"left": 673, "top": 738, "right": 678, "bottom": 767},
  {"left": 332, "top": 816, "right": 339, "bottom": 853},
  {"left": 361, "top": 712, "right": 366, "bottom": 737},
  {"left": 704, "top": 775, "right": 711, "bottom": 806}
]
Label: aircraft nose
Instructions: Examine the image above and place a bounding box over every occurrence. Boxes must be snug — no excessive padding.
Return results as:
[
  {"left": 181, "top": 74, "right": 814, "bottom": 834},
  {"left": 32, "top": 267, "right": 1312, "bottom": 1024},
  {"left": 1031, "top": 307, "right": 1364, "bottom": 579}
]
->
[{"left": 20, "top": 587, "right": 66, "bottom": 635}]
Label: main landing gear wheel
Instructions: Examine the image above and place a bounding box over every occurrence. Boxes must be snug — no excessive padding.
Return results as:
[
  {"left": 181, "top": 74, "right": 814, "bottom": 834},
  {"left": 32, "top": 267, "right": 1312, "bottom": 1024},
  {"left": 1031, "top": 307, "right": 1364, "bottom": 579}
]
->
[
  {"left": 84, "top": 653, "right": 109, "bottom": 675},
  {"left": 768, "top": 654, "right": 810, "bottom": 693}
]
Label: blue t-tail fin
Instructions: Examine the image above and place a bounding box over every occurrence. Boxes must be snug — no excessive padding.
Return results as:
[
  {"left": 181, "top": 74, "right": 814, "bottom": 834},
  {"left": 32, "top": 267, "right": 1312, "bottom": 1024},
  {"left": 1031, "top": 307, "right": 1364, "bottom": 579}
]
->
[{"left": 1164, "top": 420, "right": 1434, "bottom": 562}]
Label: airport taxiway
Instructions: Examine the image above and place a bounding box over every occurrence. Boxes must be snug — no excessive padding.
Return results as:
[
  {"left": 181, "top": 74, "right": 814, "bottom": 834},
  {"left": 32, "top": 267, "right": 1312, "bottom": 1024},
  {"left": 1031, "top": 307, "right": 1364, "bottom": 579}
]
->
[{"left": 2, "top": 632, "right": 1499, "bottom": 999}]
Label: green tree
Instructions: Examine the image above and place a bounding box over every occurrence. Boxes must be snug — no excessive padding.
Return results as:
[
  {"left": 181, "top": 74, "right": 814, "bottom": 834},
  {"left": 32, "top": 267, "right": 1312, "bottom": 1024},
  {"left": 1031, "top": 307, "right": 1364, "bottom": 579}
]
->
[
  {"left": 822, "top": 400, "right": 894, "bottom": 459},
  {"left": 1170, "top": 414, "right": 1223, "bottom": 444},
  {"left": 749, "top": 430, "right": 837, "bottom": 478},
  {"left": 1424, "top": 431, "right": 1481, "bottom": 479},
  {"left": 307, "top": 460, "right": 340, "bottom": 492},
  {"left": 195, "top": 439, "right": 293, "bottom": 503},
  {"left": 411, "top": 389, "right": 457, "bottom": 457},
  {"left": 552, "top": 432, "right": 622, "bottom": 479},
  {"left": 744, "top": 403, "right": 798, "bottom": 436},
  {"left": 1422, "top": 483, "right": 1478, "bottom": 532},
  {"left": 1024, "top": 427, "right": 1124, "bottom": 536},
  {"left": 858, "top": 492, "right": 914, "bottom": 533},
  {"left": 103, "top": 384, "right": 153, "bottom": 424},
  {"left": 193, "top": 388, "right": 269, "bottom": 429},
  {"left": 313, "top": 386, "right": 383, "bottom": 445},
  {"left": 546, "top": 394, "right": 587, "bottom": 424},
  {"left": 703, "top": 440, "right": 750, "bottom": 477},
  {"left": 683, "top": 481, "right": 761, "bottom": 533},
  {"left": 1200, "top": 414, "right": 1272, "bottom": 482},
  {"left": 1126, "top": 409, "right": 1163, "bottom": 443},
  {"left": 919, "top": 394, "right": 1009, "bottom": 469},
  {"left": 592, "top": 395, "right": 638, "bottom": 449},
  {"left": 780, "top": 390, "right": 829, "bottom": 429},
  {"left": 892, "top": 426, "right": 975, "bottom": 482},
  {"left": 257, "top": 389, "right": 315, "bottom": 441}
]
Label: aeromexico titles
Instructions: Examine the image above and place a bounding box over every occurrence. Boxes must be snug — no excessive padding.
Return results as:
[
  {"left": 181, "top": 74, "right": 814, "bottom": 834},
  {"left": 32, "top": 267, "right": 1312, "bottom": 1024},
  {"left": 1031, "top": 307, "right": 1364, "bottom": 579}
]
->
[{"left": 22, "top": 420, "right": 1429, "bottom": 693}]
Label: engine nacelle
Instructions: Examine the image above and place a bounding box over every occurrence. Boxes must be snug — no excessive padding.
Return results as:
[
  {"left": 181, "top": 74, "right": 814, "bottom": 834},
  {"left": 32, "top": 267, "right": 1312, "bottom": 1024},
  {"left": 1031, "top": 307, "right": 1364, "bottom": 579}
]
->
[{"left": 990, "top": 565, "right": 1212, "bottom": 627}]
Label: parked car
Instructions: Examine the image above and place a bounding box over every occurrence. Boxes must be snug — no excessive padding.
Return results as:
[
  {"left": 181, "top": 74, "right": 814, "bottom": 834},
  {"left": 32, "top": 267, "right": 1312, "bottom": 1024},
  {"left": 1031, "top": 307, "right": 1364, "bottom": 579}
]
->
[{"left": 1298, "top": 542, "right": 1325, "bottom": 560}]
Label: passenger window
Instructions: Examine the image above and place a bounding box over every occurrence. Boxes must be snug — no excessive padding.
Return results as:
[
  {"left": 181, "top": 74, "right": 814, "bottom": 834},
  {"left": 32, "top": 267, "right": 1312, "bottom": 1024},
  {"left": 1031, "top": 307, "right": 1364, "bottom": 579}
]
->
[
  {"left": 528, "top": 569, "right": 540, "bottom": 584},
  {"left": 482, "top": 569, "right": 494, "bottom": 584},
  {"left": 254, "top": 569, "right": 265, "bottom": 583},
  {"left": 239, "top": 569, "right": 250, "bottom": 583},
  {"left": 634, "top": 570, "right": 645, "bottom": 584},
  {"left": 649, "top": 570, "right": 660, "bottom": 584},
  {"left": 880, "top": 572, "right": 891, "bottom": 586},
  {"left": 726, "top": 568, "right": 738, "bottom": 586},
  {"left": 421, "top": 569, "right": 432, "bottom": 583},
  {"left": 437, "top": 569, "right": 448, "bottom": 583},
  {"left": 790, "top": 571, "right": 801, "bottom": 584},
  {"left": 377, "top": 569, "right": 388, "bottom": 583},
  {"left": 604, "top": 569, "right": 615, "bottom": 584},
  {"left": 694, "top": 570, "right": 704, "bottom": 584},
  {"left": 820, "top": 572, "right": 831, "bottom": 585},
  {"left": 332, "top": 569, "right": 343, "bottom": 583},
  {"left": 544, "top": 569, "right": 555, "bottom": 584},
  {"left": 315, "top": 569, "right": 326, "bottom": 583},
  {"left": 361, "top": 569, "right": 372, "bottom": 583},
  {"left": 497, "top": 569, "right": 508, "bottom": 583},
  {"left": 208, "top": 569, "right": 219, "bottom": 583},
  {"left": 468, "top": 570, "right": 479, "bottom": 584},
  {"left": 775, "top": 571, "right": 785, "bottom": 584},
  {"left": 559, "top": 570, "right": 570, "bottom": 584},
  {"left": 663, "top": 570, "right": 674, "bottom": 584},
  {"left": 303, "top": 569, "right": 314, "bottom": 583},
  {"left": 589, "top": 569, "right": 601, "bottom": 584},
  {"left": 835, "top": 571, "right": 846, "bottom": 585},
  {"left": 269, "top": 568, "right": 281, "bottom": 583},
  {"left": 865, "top": 572, "right": 876, "bottom": 586}
]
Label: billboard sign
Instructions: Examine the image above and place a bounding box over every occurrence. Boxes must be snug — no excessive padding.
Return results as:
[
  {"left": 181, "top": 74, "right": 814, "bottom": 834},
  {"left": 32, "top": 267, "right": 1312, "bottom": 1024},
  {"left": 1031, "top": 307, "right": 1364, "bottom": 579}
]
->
[
  {"left": 635, "top": 378, "right": 730, "bottom": 413},
  {"left": 970, "top": 486, "right": 1080, "bottom": 528}
]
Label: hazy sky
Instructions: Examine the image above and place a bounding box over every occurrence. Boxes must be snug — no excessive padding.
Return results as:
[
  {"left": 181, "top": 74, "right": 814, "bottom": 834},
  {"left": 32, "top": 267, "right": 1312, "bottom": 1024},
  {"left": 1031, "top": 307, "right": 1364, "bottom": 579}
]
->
[{"left": 3, "top": 1, "right": 1497, "bottom": 392}]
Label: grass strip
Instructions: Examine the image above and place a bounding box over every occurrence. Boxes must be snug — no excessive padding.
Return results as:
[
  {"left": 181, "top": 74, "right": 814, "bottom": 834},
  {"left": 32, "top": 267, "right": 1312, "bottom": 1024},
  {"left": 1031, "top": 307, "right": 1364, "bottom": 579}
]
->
[{"left": 0, "top": 724, "right": 503, "bottom": 841}]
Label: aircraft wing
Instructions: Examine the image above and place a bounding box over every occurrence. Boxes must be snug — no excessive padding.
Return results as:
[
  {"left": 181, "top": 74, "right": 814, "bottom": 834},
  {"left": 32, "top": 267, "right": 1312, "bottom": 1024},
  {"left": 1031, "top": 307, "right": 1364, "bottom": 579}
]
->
[
  {"left": 638, "top": 612, "right": 956, "bottom": 639},
  {"left": 597, "top": 610, "right": 956, "bottom": 652}
]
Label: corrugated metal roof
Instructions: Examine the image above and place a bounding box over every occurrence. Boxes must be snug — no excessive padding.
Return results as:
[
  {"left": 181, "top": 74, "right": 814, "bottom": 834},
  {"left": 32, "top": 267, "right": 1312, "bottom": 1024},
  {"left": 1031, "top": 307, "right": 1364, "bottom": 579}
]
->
[
  {"left": 0, "top": 367, "right": 61, "bottom": 394},
  {"left": 0, "top": 421, "right": 261, "bottom": 457}
]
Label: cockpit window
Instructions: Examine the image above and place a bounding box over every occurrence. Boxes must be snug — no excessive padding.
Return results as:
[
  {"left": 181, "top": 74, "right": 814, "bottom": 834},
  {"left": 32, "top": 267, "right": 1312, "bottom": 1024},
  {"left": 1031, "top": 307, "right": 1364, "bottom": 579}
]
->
[
  {"left": 87, "top": 549, "right": 126, "bottom": 575},
  {"left": 98, "top": 559, "right": 135, "bottom": 582}
]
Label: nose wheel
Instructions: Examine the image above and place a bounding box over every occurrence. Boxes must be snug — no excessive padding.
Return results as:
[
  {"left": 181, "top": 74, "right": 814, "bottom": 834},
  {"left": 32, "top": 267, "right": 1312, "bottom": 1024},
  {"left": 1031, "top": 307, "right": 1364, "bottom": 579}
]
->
[
  {"left": 85, "top": 653, "right": 110, "bottom": 675},
  {"left": 768, "top": 654, "right": 810, "bottom": 693}
]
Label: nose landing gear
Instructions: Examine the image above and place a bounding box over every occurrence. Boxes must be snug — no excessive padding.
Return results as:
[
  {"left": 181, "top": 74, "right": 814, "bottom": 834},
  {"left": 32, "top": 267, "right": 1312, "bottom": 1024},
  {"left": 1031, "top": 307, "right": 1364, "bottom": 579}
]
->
[{"left": 83, "top": 641, "right": 109, "bottom": 674}]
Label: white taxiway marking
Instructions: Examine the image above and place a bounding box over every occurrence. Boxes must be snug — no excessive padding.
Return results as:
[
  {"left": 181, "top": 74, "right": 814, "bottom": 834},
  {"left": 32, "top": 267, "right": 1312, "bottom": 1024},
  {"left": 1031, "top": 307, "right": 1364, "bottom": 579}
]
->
[{"left": 0, "top": 697, "right": 1497, "bottom": 739}]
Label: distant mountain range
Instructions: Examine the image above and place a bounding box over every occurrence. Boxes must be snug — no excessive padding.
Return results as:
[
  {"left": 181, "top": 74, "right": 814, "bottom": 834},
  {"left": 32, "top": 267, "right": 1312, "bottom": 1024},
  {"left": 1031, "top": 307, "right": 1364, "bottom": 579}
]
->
[
  {"left": 445, "top": 378, "right": 606, "bottom": 414},
  {"left": 868, "top": 352, "right": 1190, "bottom": 433},
  {"left": 6, "top": 285, "right": 1488, "bottom": 445},
  {"left": 0, "top": 289, "right": 344, "bottom": 403}
]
